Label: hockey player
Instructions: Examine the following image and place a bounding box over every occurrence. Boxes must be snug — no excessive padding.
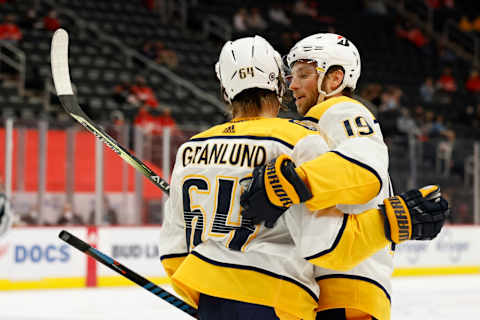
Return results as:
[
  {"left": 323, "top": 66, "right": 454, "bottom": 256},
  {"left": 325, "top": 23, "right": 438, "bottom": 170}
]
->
[
  {"left": 159, "top": 36, "right": 449, "bottom": 320},
  {"left": 160, "top": 36, "right": 323, "bottom": 320},
  {"left": 240, "top": 33, "right": 424, "bottom": 320},
  {"left": 0, "top": 193, "right": 12, "bottom": 237}
]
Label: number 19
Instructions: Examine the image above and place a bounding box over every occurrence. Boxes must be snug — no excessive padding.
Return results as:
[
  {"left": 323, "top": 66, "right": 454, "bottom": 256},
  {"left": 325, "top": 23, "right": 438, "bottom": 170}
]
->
[{"left": 343, "top": 116, "right": 374, "bottom": 137}]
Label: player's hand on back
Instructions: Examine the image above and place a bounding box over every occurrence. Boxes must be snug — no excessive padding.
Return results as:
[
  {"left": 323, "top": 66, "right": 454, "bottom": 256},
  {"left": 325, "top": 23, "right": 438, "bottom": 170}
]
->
[{"left": 240, "top": 155, "right": 312, "bottom": 228}]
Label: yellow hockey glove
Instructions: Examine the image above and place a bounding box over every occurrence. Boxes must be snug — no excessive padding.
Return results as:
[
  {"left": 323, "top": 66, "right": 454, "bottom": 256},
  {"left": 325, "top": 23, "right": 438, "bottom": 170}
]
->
[
  {"left": 240, "top": 155, "right": 312, "bottom": 228},
  {"left": 380, "top": 185, "right": 450, "bottom": 244}
]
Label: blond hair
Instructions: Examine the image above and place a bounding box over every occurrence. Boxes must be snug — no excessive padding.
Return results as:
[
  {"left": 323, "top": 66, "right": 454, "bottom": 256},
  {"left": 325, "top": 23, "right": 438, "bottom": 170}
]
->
[{"left": 228, "top": 88, "right": 281, "bottom": 118}]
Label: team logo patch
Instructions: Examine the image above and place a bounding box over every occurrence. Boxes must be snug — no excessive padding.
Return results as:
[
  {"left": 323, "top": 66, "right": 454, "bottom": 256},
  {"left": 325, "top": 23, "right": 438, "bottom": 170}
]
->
[{"left": 288, "top": 119, "right": 318, "bottom": 131}]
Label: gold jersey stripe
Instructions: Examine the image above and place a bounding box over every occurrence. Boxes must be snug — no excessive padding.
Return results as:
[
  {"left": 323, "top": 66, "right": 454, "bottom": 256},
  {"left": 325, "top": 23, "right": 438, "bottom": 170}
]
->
[
  {"left": 304, "top": 96, "right": 376, "bottom": 123},
  {"left": 161, "top": 255, "right": 199, "bottom": 308},
  {"left": 299, "top": 151, "right": 381, "bottom": 211},
  {"left": 307, "top": 208, "right": 389, "bottom": 271},
  {"left": 172, "top": 252, "right": 318, "bottom": 320},
  {"left": 191, "top": 117, "right": 321, "bottom": 148},
  {"left": 316, "top": 277, "right": 390, "bottom": 320}
]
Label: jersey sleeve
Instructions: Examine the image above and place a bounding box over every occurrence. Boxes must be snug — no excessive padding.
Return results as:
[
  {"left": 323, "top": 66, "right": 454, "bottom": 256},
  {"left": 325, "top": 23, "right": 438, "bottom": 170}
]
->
[
  {"left": 290, "top": 134, "right": 329, "bottom": 165},
  {"left": 304, "top": 98, "right": 382, "bottom": 148},
  {"left": 158, "top": 198, "right": 188, "bottom": 277},
  {"left": 285, "top": 132, "right": 387, "bottom": 270},
  {"left": 297, "top": 149, "right": 381, "bottom": 211},
  {"left": 158, "top": 160, "right": 188, "bottom": 278},
  {"left": 298, "top": 100, "right": 388, "bottom": 211},
  {"left": 285, "top": 205, "right": 389, "bottom": 271},
  {"left": 333, "top": 137, "right": 390, "bottom": 213},
  {"left": 158, "top": 159, "right": 200, "bottom": 305}
]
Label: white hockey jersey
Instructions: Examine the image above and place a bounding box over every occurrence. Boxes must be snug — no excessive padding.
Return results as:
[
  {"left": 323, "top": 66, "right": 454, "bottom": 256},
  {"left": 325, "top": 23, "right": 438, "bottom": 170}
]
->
[
  {"left": 159, "top": 117, "right": 329, "bottom": 320},
  {"left": 299, "top": 96, "right": 393, "bottom": 320},
  {"left": 158, "top": 115, "right": 392, "bottom": 320}
]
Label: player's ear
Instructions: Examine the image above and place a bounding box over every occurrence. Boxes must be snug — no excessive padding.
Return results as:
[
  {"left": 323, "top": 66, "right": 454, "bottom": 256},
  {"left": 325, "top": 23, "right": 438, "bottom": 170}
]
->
[{"left": 332, "top": 69, "right": 345, "bottom": 90}]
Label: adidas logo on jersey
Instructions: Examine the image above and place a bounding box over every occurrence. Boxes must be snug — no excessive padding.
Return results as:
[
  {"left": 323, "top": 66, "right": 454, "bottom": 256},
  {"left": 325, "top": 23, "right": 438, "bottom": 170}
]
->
[{"left": 223, "top": 125, "right": 235, "bottom": 133}]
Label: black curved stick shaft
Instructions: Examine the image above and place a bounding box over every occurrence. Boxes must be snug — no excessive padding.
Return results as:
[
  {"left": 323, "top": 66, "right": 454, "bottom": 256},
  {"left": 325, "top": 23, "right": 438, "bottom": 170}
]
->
[
  {"left": 50, "top": 28, "right": 170, "bottom": 195},
  {"left": 58, "top": 95, "right": 170, "bottom": 195},
  {"left": 59, "top": 230, "right": 197, "bottom": 318}
]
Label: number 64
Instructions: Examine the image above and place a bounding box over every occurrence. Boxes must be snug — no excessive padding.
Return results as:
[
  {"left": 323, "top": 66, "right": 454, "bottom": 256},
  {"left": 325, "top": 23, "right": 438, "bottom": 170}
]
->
[{"left": 239, "top": 67, "right": 254, "bottom": 79}]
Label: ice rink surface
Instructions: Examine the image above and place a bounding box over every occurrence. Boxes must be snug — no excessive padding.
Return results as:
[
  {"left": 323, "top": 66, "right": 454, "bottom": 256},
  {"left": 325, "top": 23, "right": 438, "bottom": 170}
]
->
[{"left": 1, "top": 275, "right": 480, "bottom": 320}]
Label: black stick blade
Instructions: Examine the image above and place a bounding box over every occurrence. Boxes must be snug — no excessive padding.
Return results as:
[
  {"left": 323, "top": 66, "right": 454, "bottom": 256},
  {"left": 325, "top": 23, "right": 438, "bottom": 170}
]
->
[{"left": 59, "top": 230, "right": 91, "bottom": 252}]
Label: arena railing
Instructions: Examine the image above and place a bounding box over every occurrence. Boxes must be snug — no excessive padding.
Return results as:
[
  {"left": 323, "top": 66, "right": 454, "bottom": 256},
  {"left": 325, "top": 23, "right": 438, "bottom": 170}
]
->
[
  {"left": 385, "top": 0, "right": 477, "bottom": 66},
  {"left": 42, "top": 1, "right": 227, "bottom": 116},
  {"left": 0, "top": 40, "right": 26, "bottom": 95},
  {"left": 3, "top": 117, "right": 480, "bottom": 225}
]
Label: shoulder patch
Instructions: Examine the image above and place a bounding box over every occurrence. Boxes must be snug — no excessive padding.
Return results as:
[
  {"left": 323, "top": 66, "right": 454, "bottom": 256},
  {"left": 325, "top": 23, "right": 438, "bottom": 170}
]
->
[
  {"left": 305, "top": 96, "right": 365, "bottom": 122},
  {"left": 289, "top": 119, "right": 318, "bottom": 131}
]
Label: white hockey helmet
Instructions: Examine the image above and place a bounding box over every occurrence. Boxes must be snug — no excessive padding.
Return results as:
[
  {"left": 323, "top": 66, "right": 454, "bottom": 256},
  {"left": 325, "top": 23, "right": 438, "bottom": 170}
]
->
[
  {"left": 286, "top": 33, "right": 361, "bottom": 97},
  {"left": 215, "top": 36, "right": 285, "bottom": 104}
]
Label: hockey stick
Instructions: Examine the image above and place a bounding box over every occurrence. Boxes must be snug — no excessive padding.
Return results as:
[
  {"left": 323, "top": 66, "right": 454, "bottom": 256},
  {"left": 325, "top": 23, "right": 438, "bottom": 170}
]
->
[
  {"left": 51, "top": 29, "right": 196, "bottom": 316},
  {"left": 59, "top": 230, "right": 198, "bottom": 318},
  {"left": 50, "top": 28, "right": 170, "bottom": 195}
]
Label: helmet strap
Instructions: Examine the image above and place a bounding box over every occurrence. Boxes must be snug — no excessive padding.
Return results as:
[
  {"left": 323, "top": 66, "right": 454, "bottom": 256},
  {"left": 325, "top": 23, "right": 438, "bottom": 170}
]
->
[
  {"left": 316, "top": 68, "right": 347, "bottom": 99},
  {"left": 220, "top": 86, "right": 232, "bottom": 104},
  {"left": 316, "top": 69, "right": 328, "bottom": 97},
  {"left": 325, "top": 83, "right": 347, "bottom": 97}
]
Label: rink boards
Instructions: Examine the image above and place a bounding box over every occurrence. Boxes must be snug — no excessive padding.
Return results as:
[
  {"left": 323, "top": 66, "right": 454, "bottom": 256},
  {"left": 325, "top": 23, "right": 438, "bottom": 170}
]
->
[
  {"left": 0, "top": 225, "right": 479, "bottom": 290},
  {"left": 0, "top": 226, "right": 169, "bottom": 290}
]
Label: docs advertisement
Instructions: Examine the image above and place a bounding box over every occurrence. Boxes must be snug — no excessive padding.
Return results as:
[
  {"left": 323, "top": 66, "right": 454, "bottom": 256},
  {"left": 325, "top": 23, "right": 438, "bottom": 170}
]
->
[{"left": 0, "top": 227, "right": 86, "bottom": 286}]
